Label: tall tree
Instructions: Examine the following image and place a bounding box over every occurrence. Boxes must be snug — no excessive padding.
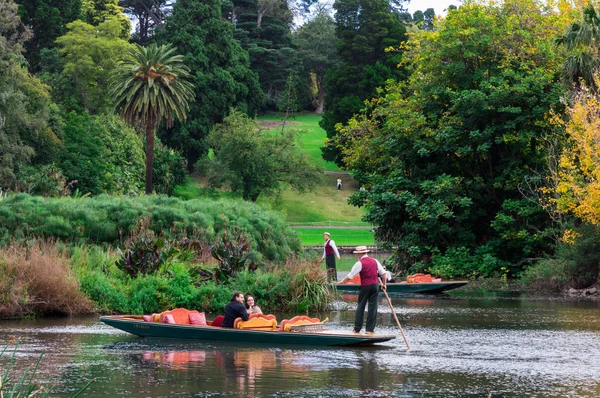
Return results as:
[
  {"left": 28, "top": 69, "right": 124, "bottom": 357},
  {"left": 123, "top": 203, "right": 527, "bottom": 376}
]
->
[
  {"left": 0, "top": 0, "right": 60, "bottom": 188},
  {"left": 295, "top": 7, "right": 339, "bottom": 113},
  {"left": 158, "top": 0, "right": 262, "bottom": 169},
  {"left": 81, "top": 0, "right": 131, "bottom": 37},
  {"left": 120, "top": 0, "right": 174, "bottom": 43},
  {"left": 231, "top": 0, "right": 301, "bottom": 110},
  {"left": 15, "top": 0, "right": 81, "bottom": 72},
  {"left": 556, "top": 3, "right": 600, "bottom": 92},
  {"left": 320, "top": 0, "right": 407, "bottom": 166},
  {"left": 336, "top": 0, "right": 568, "bottom": 277},
  {"left": 110, "top": 43, "right": 195, "bottom": 194},
  {"left": 56, "top": 18, "right": 132, "bottom": 114}
]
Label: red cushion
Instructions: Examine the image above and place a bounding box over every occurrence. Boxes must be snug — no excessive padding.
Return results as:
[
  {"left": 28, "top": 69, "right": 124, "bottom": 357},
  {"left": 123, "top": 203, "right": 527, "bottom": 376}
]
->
[
  {"left": 189, "top": 312, "right": 207, "bottom": 326},
  {"left": 211, "top": 315, "right": 224, "bottom": 327}
]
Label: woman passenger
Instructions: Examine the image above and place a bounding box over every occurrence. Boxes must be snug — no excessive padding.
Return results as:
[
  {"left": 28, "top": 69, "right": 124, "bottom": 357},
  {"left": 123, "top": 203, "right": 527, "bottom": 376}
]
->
[{"left": 246, "top": 295, "right": 263, "bottom": 315}]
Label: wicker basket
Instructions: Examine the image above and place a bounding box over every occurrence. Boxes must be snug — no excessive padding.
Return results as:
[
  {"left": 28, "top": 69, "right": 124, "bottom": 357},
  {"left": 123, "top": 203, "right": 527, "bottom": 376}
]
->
[{"left": 289, "top": 323, "right": 324, "bottom": 333}]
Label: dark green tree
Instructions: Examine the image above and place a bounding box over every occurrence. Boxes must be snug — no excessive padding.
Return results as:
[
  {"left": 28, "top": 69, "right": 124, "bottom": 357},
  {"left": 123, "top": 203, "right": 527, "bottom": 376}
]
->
[
  {"left": 16, "top": 0, "right": 81, "bottom": 72},
  {"left": 110, "top": 43, "right": 195, "bottom": 194},
  {"left": 1, "top": 0, "right": 60, "bottom": 189},
  {"left": 199, "top": 110, "right": 322, "bottom": 201},
  {"left": 320, "top": 0, "right": 407, "bottom": 166},
  {"left": 230, "top": 0, "right": 301, "bottom": 110},
  {"left": 158, "top": 0, "right": 263, "bottom": 169},
  {"left": 295, "top": 7, "right": 339, "bottom": 113}
]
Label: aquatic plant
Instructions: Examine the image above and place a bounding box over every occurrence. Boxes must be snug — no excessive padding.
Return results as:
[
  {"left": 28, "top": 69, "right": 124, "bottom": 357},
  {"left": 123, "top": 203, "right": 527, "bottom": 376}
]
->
[{"left": 0, "top": 344, "right": 93, "bottom": 397}]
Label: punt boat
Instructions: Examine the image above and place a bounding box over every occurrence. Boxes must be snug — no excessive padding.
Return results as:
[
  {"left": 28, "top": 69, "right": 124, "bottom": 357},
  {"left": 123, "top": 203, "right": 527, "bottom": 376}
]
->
[
  {"left": 100, "top": 315, "right": 396, "bottom": 347},
  {"left": 333, "top": 281, "right": 468, "bottom": 294}
]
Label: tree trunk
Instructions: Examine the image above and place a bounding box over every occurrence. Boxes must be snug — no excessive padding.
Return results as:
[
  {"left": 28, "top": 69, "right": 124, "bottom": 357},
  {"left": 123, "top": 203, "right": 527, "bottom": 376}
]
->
[
  {"left": 145, "top": 120, "right": 155, "bottom": 195},
  {"left": 315, "top": 73, "right": 325, "bottom": 113}
]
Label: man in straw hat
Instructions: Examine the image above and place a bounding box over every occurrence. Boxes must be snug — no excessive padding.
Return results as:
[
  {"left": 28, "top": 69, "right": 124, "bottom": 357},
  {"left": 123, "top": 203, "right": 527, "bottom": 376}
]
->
[
  {"left": 320, "top": 232, "right": 340, "bottom": 281},
  {"left": 338, "top": 245, "right": 386, "bottom": 333}
]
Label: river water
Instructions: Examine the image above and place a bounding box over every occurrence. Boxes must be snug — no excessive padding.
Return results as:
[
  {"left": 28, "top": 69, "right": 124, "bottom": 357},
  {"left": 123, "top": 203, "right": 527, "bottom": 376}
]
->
[{"left": 1, "top": 295, "right": 599, "bottom": 397}]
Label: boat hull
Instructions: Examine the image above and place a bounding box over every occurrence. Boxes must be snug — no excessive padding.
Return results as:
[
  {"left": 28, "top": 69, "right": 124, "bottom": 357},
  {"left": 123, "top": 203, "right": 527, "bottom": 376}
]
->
[
  {"left": 100, "top": 316, "right": 395, "bottom": 347},
  {"left": 333, "top": 281, "right": 468, "bottom": 294}
]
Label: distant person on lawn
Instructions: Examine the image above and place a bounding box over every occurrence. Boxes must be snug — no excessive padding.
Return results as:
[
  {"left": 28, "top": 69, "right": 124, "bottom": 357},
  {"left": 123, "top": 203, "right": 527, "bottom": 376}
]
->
[
  {"left": 321, "top": 232, "right": 340, "bottom": 281},
  {"left": 337, "top": 178, "right": 342, "bottom": 191},
  {"left": 338, "top": 246, "right": 386, "bottom": 334},
  {"left": 223, "top": 292, "right": 249, "bottom": 328}
]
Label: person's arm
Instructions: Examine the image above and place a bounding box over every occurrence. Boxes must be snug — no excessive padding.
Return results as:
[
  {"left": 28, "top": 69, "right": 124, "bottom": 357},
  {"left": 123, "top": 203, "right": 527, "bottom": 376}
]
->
[
  {"left": 338, "top": 261, "right": 362, "bottom": 284},
  {"left": 330, "top": 240, "right": 341, "bottom": 259},
  {"left": 376, "top": 261, "right": 386, "bottom": 290},
  {"left": 321, "top": 244, "right": 326, "bottom": 262}
]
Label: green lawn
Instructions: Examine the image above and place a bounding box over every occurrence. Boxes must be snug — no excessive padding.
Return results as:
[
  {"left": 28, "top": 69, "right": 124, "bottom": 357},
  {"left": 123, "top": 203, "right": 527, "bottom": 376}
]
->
[
  {"left": 173, "top": 112, "right": 369, "bottom": 228},
  {"left": 294, "top": 227, "right": 375, "bottom": 246},
  {"left": 258, "top": 112, "right": 339, "bottom": 172}
]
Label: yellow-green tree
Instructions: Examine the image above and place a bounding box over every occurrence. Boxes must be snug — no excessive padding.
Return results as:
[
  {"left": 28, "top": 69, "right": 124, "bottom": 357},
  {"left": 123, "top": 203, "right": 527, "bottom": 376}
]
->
[{"left": 549, "top": 83, "right": 600, "bottom": 226}]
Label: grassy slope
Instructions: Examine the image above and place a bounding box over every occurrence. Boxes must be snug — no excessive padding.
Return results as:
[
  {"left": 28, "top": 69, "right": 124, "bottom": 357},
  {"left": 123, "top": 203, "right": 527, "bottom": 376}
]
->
[
  {"left": 296, "top": 228, "right": 375, "bottom": 246},
  {"left": 173, "top": 112, "right": 370, "bottom": 244},
  {"left": 258, "top": 112, "right": 339, "bottom": 171}
]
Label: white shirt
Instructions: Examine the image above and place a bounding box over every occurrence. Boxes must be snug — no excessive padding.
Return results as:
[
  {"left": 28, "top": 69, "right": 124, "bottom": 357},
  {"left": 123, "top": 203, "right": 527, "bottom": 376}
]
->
[
  {"left": 347, "top": 255, "right": 386, "bottom": 279},
  {"left": 322, "top": 239, "right": 340, "bottom": 259}
]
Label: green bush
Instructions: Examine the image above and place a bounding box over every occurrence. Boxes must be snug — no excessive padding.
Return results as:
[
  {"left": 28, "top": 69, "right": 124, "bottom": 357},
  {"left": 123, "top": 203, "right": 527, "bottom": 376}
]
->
[
  {"left": 520, "top": 258, "right": 570, "bottom": 292},
  {"left": 153, "top": 143, "right": 186, "bottom": 195},
  {"left": 0, "top": 193, "right": 301, "bottom": 262}
]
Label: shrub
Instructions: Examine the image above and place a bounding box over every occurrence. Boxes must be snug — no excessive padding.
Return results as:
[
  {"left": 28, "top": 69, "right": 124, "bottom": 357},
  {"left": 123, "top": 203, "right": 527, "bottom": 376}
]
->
[
  {"left": 0, "top": 240, "right": 94, "bottom": 317},
  {"left": 0, "top": 194, "right": 301, "bottom": 262},
  {"left": 520, "top": 258, "right": 570, "bottom": 292},
  {"left": 153, "top": 143, "right": 186, "bottom": 195},
  {"left": 210, "top": 228, "right": 252, "bottom": 283}
]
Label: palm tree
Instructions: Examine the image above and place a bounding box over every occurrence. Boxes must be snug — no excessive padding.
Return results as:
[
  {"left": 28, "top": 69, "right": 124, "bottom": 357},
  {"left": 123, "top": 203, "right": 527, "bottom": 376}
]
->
[
  {"left": 110, "top": 43, "right": 195, "bottom": 194},
  {"left": 556, "top": 3, "right": 600, "bottom": 91}
]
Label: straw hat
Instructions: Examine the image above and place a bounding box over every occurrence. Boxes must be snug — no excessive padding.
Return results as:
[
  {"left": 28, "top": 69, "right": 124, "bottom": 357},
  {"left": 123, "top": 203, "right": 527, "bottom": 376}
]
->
[
  {"left": 323, "top": 232, "right": 331, "bottom": 237},
  {"left": 353, "top": 245, "right": 370, "bottom": 254}
]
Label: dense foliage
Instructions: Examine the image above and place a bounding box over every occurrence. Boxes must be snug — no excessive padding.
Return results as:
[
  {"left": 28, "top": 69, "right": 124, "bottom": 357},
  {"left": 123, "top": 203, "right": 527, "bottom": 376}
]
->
[
  {"left": 320, "top": 0, "right": 407, "bottom": 165},
  {"left": 199, "top": 110, "right": 323, "bottom": 201},
  {"left": 158, "top": 0, "right": 263, "bottom": 168},
  {"left": 0, "top": 193, "right": 302, "bottom": 262},
  {"left": 337, "top": 0, "right": 569, "bottom": 278}
]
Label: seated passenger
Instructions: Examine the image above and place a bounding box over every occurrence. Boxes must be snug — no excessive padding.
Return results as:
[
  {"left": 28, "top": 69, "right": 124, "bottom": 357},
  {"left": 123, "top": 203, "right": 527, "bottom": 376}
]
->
[
  {"left": 222, "top": 292, "right": 249, "bottom": 328},
  {"left": 378, "top": 265, "right": 396, "bottom": 283},
  {"left": 246, "top": 295, "right": 263, "bottom": 315}
]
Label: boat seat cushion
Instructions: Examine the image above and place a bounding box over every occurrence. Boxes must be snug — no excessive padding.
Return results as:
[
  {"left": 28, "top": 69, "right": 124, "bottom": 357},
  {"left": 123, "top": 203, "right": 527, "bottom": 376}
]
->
[
  {"left": 211, "top": 315, "right": 224, "bottom": 327},
  {"left": 342, "top": 275, "right": 361, "bottom": 284},
  {"left": 189, "top": 311, "right": 207, "bottom": 326},
  {"left": 163, "top": 314, "right": 176, "bottom": 324},
  {"left": 142, "top": 315, "right": 152, "bottom": 322},
  {"left": 160, "top": 308, "right": 204, "bottom": 325},
  {"left": 234, "top": 316, "right": 277, "bottom": 330}
]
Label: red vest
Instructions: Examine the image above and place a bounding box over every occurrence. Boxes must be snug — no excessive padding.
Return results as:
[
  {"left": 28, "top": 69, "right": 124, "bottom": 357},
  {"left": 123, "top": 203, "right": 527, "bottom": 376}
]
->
[
  {"left": 325, "top": 240, "right": 334, "bottom": 256},
  {"left": 359, "top": 257, "right": 379, "bottom": 286}
]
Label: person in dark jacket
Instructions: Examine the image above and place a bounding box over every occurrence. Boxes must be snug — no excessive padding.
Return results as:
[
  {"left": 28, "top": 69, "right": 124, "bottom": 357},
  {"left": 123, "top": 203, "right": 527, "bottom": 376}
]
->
[{"left": 222, "top": 292, "right": 249, "bottom": 328}]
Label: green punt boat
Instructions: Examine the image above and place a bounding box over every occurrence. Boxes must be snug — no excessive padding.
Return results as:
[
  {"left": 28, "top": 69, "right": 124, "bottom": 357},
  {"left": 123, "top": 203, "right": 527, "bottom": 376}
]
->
[
  {"left": 333, "top": 281, "right": 468, "bottom": 294},
  {"left": 100, "top": 315, "right": 396, "bottom": 347}
]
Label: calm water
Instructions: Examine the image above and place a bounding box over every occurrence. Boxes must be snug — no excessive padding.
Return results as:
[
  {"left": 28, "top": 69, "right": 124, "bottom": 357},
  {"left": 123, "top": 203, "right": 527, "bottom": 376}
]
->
[{"left": 1, "top": 296, "right": 600, "bottom": 397}]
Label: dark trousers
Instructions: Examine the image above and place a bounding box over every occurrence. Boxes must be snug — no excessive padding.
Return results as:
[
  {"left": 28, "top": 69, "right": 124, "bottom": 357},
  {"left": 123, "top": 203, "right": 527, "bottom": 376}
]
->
[
  {"left": 325, "top": 254, "right": 337, "bottom": 281},
  {"left": 354, "top": 284, "right": 379, "bottom": 332}
]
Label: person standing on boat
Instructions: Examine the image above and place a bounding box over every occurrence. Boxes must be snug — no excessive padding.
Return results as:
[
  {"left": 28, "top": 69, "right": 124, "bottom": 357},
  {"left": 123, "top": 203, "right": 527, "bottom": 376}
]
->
[
  {"left": 338, "top": 246, "right": 386, "bottom": 334},
  {"left": 320, "top": 232, "right": 340, "bottom": 281},
  {"left": 223, "top": 292, "right": 249, "bottom": 328}
]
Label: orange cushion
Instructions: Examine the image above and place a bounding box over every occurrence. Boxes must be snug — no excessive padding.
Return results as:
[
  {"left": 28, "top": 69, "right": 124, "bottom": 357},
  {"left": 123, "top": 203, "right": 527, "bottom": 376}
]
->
[
  {"left": 342, "top": 275, "right": 361, "bottom": 284},
  {"left": 249, "top": 314, "right": 276, "bottom": 321},
  {"left": 407, "top": 274, "right": 433, "bottom": 283},
  {"left": 279, "top": 315, "right": 321, "bottom": 331},
  {"left": 160, "top": 308, "right": 203, "bottom": 325}
]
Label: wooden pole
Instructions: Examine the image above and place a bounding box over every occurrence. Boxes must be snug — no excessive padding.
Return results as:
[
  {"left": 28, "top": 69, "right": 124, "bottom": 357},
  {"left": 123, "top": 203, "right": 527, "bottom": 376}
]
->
[{"left": 382, "top": 286, "right": 410, "bottom": 350}]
